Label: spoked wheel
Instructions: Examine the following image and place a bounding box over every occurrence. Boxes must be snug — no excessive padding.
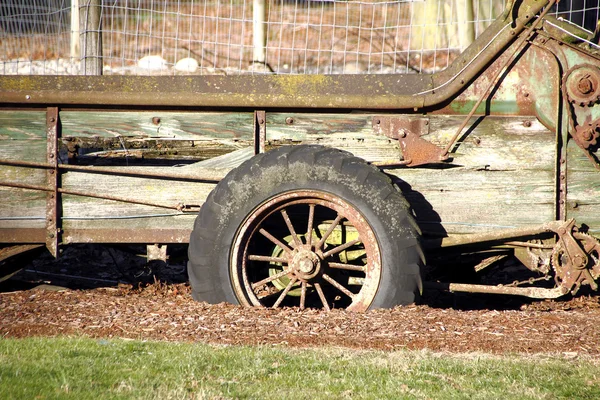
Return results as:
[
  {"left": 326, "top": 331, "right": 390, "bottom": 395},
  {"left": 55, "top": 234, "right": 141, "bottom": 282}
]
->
[
  {"left": 188, "top": 145, "right": 423, "bottom": 311},
  {"left": 232, "top": 191, "right": 381, "bottom": 311}
]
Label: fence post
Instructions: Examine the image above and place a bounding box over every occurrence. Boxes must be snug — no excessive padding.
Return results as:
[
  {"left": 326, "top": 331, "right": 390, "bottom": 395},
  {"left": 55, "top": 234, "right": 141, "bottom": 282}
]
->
[
  {"left": 457, "top": 0, "right": 475, "bottom": 51},
  {"left": 70, "top": 0, "right": 80, "bottom": 62},
  {"left": 253, "top": 0, "right": 267, "bottom": 65},
  {"left": 80, "top": 0, "right": 102, "bottom": 75}
]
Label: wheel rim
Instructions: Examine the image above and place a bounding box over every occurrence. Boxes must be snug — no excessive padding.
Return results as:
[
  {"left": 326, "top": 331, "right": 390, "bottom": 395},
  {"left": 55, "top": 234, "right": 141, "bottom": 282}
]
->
[{"left": 230, "top": 190, "right": 382, "bottom": 311}]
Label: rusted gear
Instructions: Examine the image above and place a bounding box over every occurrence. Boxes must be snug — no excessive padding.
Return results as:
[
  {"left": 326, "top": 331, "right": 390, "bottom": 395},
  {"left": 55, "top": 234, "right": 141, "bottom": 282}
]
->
[
  {"left": 551, "top": 232, "right": 600, "bottom": 293},
  {"left": 563, "top": 65, "right": 600, "bottom": 107},
  {"left": 573, "top": 119, "right": 600, "bottom": 149}
]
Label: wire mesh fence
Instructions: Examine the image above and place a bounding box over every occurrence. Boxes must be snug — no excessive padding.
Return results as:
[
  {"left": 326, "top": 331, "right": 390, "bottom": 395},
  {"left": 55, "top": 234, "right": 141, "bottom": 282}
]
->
[{"left": 0, "top": 1, "right": 598, "bottom": 76}]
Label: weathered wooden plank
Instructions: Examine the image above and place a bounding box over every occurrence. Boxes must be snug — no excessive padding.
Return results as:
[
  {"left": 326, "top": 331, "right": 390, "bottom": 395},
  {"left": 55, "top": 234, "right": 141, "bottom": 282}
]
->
[
  {"left": 267, "top": 112, "right": 398, "bottom": 162},
  {"left": 266, "top": 114, "right": 553, "bottom": 169},
  {"left": 0, "top": 111, "right": 46, "bottom": 140},
  {"left": 390, "top": 168, "right": 555, "bottom": 235},
  {"left": 60, "top": 111, "right": 255, "bottom": 140},
  {"left": 567, "top": 140, "right": 600, "bottom": 236}
]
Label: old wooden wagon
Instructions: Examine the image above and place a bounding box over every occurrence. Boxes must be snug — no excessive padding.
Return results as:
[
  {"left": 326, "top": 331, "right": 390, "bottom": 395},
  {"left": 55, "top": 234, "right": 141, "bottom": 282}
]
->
[{"left": 1, "top": 0, "right": 599, "bottom": 310}]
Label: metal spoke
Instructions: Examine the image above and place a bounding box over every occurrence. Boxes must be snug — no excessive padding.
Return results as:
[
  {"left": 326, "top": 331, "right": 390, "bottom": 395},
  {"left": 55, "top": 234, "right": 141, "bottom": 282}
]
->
[
  {"left": 281, "top": 209, "right": 301, "bottom": 248},
  {"left": 316, "top": 214, "right": 343, "bottom": 250},
  {"left": 259, "top": 228, "right": 293, "bottom": 254},
  {"left": 306, "top": 204, "right": 315, "bottom": 247},
  {"left": 248, "top": 255, "right": 288, "bottom": 264},
  {"left": 272, "top": 277, "right": 298, "bottom": 308},
  {"left": 251, "top": 269, "right": 290, "bottom": 290},
  {"left": 322, "top": 274, "right": 356, "bottom": 300},
  {"left": 328, "top": 262, "right": 366, "bottom": 272},
  {"left": 323, "top": 239, "right": 361, "bottom": 258},
  {"left": 314, "top": 282, "right": 330, "bottom": 311},
  {"left": 300, "top": 282, "right": 307, "bottom": 310}
]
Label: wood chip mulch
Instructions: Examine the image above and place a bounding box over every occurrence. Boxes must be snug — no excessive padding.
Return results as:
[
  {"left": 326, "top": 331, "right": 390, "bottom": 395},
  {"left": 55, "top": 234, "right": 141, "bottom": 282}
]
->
[{"left": 2, "top": 282, "right": 600, "bottom": 356}]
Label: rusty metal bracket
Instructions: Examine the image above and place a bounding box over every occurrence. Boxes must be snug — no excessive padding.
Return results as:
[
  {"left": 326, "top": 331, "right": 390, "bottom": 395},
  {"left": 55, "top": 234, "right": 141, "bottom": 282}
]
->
[
  {"left": 550, "top": 219, "right": 600, "bottom": 294},
  {"left": 372, "top": 116, "right": 446, "bottom": 167},
  {"left": 46, "top": 107, "right": 60, "bottom": 258},
  {"left": 254, "top": 110, "right": 266, "bottom": 154}
]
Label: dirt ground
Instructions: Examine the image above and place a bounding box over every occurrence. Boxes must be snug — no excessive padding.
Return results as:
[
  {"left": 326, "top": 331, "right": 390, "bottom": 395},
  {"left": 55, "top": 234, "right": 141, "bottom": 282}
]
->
[{"left": 1, "top": 244, "right": 600, "bottom": 356}]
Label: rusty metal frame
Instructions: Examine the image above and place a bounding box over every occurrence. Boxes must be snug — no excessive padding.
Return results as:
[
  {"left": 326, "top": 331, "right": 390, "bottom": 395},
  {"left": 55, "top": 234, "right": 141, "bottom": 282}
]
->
[
  {"left": 46, "top": 107, "right": 59, "bottom": 257},
  {"left": 0, "top": 1, "right": 547, "bottom": 112}
]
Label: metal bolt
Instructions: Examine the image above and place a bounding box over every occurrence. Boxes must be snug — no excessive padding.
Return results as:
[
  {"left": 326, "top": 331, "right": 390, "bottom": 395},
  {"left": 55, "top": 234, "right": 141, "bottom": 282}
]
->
[
  {"left": 152, "top": 117, "right": 161, "bottom": 125},
  {"left": 582, "top": 129, "right": 594, "bottom": 141},
  {"left": 49, "top": 233, "right": 55, "bottom": 238},
  {"left": 259, "top": 118, "right": 265, "bottom": 125},
  {"left": 577, "top": 76, "right": 594, "bottom": 94},
  {"left": 285, "top": 117, "right": 294, "bottom": 125},
  {"left": 373, "top": 118, "right": 380, "bottom": 125},
  {"left": 523, "top": 120, "right": 532, "bottom": 127},
  {"left": 49, "top": 117, "right": 56, "bottom": 123},
  {"left": 474, "top": 138, "right": 481, "bottom": 145},
  {"left": 25, "top": 95, "right": 31, "bottom": 100},
  {"left": 398, "top": 130, "right": 407, "bottom": 138},
  {"left": 49, "top": 153, "right": 54, "bottom": 158},
  {"left": 49, "top": 170, "right": 55, "bottom": 175},
  {"left": 523, "top": 92, "right": 529, "bottom": 98},
  {"left": 560, "top": 174, "right": 566, "bottom": 181}
]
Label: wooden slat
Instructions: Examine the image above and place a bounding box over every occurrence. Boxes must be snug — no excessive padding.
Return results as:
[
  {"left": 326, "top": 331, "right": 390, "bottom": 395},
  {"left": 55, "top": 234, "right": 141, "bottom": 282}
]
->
[{"left": 567, "top": 140, "right": 600, "bottom": 237}]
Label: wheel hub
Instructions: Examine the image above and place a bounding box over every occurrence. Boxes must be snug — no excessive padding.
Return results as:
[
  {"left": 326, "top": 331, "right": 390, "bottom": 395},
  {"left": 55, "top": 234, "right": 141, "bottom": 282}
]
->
[{"left": 291, "top": 249, "right": 321, "bottom": 280}]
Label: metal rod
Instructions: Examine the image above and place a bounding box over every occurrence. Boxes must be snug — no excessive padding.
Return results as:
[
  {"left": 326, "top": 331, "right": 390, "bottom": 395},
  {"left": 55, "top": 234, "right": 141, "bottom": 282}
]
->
[
  {"left": 430, "top": 220, "right": 563, "bottom": 248},
  {"left": 424, "top": 281, "right": 567, "bottom": 299},
  {"left": 0, "top": 180, "right": 180, "bottom": 210},
  {"left": 440, "top": 0, "right": 557, "bottom": 159},
  {"left": 0, "top": 158, "right": 223, "bottom": 183}
]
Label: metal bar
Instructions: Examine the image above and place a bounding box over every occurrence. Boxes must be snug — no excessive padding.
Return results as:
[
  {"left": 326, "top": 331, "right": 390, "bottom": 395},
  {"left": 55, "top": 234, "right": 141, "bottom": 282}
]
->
[
  {"left": 440, "top": 0, "right": 557, "bottom": 159},
  {"left": 424, "top": 281, "right": 567, "bottom": 299},
  {"left": 0, "top": 229, "right": 46, "bottom": 243},
  {"left": 0, "top": 158, "right": 223, "bottom": 183},
  {"left": 0, "top": 180, "right": 182, "bottom": 210},
  {"left": 0, "top": 1, "right": 548, "bottom": 111},
  {"left": 0, "top": 228, "right": 189, "bottom": 244},
  {"left": 46, "top": 107, "right": 59, "bottom": 257},
  {"left": 61, "top": 228, "right": 191, "bottom": 244},
  {"left": 427, "top": 221, "right": 563, "bottom": 249}
]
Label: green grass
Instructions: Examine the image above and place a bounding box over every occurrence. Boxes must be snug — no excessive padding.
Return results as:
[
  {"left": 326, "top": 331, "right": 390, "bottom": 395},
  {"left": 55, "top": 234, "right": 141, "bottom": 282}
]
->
[{"left": 0, "top": 337, "right": 599, "bottom": 400}]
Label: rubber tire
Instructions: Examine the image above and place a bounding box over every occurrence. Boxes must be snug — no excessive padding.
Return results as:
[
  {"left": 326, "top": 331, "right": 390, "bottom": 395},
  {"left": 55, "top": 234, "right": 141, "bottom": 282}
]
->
[{"left": 187, "top": 145, "right": 423, "bottom": 309}]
